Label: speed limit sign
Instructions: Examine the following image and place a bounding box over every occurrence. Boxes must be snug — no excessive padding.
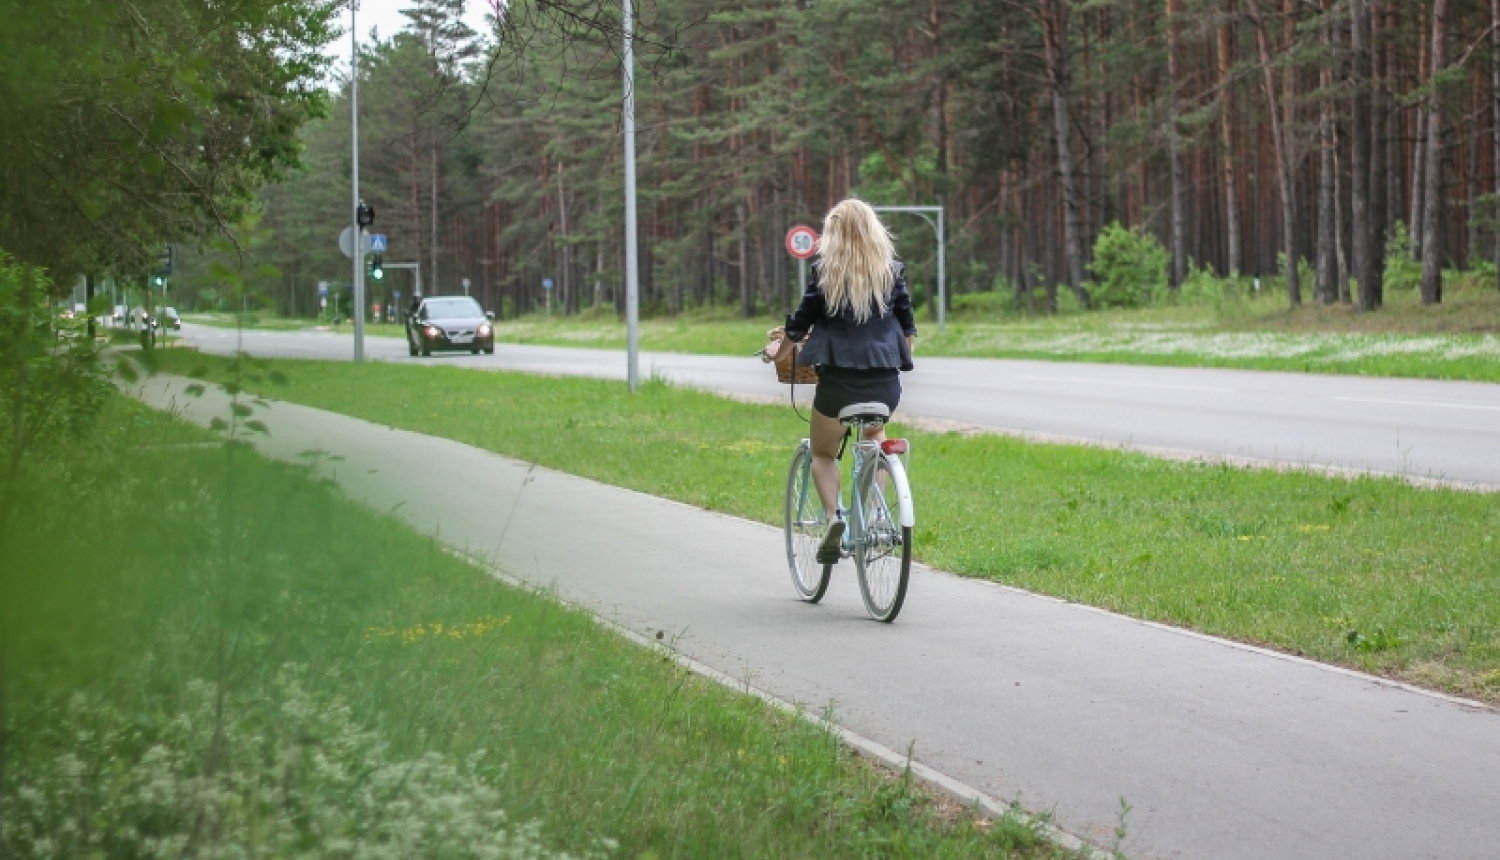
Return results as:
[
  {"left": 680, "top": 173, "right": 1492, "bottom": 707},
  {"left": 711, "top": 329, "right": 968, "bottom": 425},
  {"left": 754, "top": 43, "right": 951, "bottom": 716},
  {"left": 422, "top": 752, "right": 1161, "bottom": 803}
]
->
[{"left": 785, "top": 225, "right": 819, "bottom": 260}]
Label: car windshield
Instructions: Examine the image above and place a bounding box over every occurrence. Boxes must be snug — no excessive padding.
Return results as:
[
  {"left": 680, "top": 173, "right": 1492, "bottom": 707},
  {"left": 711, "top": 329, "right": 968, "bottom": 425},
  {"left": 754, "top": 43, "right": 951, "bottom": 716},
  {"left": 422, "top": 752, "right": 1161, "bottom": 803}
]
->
[{"left": 423, "top": 298, "right": 483, "bottom": 318}]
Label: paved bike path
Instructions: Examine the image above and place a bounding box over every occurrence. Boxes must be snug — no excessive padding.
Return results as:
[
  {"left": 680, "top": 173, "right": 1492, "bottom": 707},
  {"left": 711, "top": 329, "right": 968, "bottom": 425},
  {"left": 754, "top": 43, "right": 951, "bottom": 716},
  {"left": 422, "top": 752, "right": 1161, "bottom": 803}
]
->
[{"left": 135, "top": 375, "right": 1500, "bottom": 860}]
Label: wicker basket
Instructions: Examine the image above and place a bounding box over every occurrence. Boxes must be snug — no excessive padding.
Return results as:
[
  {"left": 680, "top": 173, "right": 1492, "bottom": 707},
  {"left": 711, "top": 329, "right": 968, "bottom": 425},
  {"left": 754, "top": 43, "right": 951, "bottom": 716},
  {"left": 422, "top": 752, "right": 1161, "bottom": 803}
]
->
[{"left": 771, "top": 338, "right": 818, "bottom": 385}]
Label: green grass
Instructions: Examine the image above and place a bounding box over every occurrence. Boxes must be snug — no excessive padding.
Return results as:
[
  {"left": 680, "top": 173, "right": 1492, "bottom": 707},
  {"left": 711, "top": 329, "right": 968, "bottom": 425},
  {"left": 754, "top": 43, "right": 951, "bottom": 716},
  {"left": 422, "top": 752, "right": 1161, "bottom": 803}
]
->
[
  {"left": 151, "top": 352, "right": 1500, "bottom": 703},
  {"left": 185, "top": 311, "right": 408, "bottom": 337},
  {"left": 1, "top": 393, "right": 1065, "bottom": 859}
]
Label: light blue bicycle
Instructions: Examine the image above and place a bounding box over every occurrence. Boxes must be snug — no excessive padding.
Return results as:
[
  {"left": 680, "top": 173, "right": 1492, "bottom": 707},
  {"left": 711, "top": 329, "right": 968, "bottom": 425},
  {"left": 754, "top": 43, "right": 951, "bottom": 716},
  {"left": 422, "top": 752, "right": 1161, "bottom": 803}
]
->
[{"left": 784, "top": 402, "right": 914, "bottom": 622}]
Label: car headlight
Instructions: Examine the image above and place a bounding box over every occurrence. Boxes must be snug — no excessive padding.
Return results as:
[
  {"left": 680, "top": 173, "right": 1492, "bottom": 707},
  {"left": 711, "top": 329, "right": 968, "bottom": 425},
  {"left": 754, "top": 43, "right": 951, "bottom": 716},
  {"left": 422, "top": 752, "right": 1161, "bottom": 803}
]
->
[
  {"left": 423, "top": 325, "right": 440, "bottom": 338},
  {"left": 478, "top": 323, "right": 491, "bottom": 336}
]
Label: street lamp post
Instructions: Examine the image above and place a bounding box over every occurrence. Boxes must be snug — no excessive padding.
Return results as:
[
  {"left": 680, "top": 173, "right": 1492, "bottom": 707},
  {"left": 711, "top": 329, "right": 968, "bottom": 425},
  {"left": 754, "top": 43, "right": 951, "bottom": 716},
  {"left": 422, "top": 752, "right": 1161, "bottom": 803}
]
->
[
  {"left": 622, "top": 0, "right": 640, "bottom": 391},
  {"left": 350, "top": 1, "right": 367, "bottom": 362}
]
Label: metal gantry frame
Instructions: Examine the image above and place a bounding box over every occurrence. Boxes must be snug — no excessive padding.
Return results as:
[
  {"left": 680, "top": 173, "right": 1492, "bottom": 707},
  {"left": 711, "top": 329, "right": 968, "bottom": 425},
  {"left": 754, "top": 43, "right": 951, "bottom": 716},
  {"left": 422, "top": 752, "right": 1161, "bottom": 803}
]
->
[
  {"left": 871, "top": 205, "right": 946, "bottom": 334},
  {"left": 382, "top": 262, "right": 423, "bottom": 298}
]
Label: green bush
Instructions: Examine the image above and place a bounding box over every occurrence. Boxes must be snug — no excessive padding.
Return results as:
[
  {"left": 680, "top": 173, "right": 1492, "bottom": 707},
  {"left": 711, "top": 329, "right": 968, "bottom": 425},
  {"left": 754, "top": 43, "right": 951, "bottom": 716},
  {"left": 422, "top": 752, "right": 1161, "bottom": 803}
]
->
[
  {"left": 1088, "top": 222, "right": 1168, "bottom": 308},
  {"left": 1384, "top": 222, "right": 1422, "bottom": 291},
  {"left": 1178, "top": 263, "right": 1238, "bottom": 306},
  {"left": 951, "top": 289, "right": 1011, "bottom": 316}
]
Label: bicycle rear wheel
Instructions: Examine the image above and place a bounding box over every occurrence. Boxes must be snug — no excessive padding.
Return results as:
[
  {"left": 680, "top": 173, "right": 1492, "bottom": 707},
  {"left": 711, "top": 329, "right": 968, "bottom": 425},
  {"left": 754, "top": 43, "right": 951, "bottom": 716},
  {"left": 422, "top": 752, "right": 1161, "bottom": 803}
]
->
[
  {"left": 853, "top": 452, "right": 911, "bottom": 622},
  {"left": 784, "top": 442, "right": 832, "bottom": 602}
]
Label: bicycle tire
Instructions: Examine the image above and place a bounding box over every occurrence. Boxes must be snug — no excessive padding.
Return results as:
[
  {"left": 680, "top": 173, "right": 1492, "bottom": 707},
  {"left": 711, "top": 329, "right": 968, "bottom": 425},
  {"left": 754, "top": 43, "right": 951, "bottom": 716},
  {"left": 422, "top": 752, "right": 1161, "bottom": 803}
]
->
[
  {"left": 853, "top": 452, "right": 911, "bottom": 622},
  {"left": 784, "top": 442, "right": 831, "bottom": 603}
]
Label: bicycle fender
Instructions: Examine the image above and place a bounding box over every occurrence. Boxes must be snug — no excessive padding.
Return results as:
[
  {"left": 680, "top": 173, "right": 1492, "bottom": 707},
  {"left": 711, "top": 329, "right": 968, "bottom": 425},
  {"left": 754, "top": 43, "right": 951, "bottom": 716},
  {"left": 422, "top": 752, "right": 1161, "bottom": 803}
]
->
[{"left": 882, "top": 454, "right": 915, "bottom": 528}]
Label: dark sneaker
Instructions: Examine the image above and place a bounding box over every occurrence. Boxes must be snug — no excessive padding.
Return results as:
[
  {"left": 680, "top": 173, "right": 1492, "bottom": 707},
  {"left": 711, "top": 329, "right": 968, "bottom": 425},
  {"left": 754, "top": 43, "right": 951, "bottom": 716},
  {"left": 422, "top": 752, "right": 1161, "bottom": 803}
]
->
[{"left": 817, "top": 518, "right": 846, "bottom": 564}]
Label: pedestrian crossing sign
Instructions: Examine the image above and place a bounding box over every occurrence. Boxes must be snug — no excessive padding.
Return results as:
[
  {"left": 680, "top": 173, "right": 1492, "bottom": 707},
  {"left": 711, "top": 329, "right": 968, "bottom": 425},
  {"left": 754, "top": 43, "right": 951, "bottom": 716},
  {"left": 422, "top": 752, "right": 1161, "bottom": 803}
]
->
[{"left": 369, "top": 234, "right": 388, "bottom": 252}]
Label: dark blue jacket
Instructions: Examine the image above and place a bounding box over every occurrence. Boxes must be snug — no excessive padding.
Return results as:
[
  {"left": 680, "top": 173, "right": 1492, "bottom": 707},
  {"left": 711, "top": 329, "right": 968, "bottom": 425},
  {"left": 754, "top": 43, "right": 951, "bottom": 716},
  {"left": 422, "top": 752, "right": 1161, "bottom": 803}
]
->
[{"left": 784, "top": 260, "right": 918, "bottom": 372}]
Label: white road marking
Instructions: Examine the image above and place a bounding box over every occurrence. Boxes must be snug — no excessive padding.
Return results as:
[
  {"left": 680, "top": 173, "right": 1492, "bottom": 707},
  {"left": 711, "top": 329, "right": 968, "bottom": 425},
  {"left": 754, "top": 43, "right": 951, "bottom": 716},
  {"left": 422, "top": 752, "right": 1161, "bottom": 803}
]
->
[
  {"left": 1333, "top": 396, "right": 1500, "bottom": 413},
  {"left": 1014, "top": 374, "right": 1234, "bottom": 394}
]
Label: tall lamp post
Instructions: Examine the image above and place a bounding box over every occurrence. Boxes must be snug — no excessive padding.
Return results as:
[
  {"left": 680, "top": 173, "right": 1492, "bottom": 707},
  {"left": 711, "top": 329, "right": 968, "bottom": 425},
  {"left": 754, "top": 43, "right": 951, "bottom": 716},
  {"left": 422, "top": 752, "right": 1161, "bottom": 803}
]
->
[
  {"left": 350, "top": 0, "right": 368, "bottom": 362},
  {"left": 622, "top": 0, "right": 640, "bottom": 391}
]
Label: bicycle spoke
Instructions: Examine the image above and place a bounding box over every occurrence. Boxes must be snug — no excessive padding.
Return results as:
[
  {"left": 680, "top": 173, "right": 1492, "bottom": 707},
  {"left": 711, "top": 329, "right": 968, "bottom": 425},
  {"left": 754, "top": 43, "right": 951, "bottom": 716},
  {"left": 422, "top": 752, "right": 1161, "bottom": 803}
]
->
[
  {"left": 784, "top": 444, "right": 831, "bottom": 603},
  {"left": 853, "top": 452, "right": 911, "bottom": 622}
]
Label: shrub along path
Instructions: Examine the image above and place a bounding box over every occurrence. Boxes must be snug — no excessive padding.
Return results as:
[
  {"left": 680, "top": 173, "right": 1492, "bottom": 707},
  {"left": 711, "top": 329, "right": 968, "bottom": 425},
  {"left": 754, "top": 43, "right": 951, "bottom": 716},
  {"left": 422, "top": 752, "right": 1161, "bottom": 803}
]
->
[{"left": 131, "top": 370, "right": 1500, "bottom": 860}]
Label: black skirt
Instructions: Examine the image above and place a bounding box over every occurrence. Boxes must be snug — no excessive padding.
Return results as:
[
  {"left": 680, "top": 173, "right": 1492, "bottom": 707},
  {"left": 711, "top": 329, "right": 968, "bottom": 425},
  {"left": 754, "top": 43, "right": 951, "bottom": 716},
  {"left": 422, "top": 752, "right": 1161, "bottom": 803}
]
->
[{"left": 812, "top": 365, "right": 902, "bottom": 418}]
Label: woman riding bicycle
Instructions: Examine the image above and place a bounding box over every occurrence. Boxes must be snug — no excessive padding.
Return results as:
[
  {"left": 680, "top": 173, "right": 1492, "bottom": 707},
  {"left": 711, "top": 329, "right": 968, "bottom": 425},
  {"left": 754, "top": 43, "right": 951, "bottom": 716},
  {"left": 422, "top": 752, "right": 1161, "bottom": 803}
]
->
[{"left": 780, "top": 198, "right": 916, "bottom": 564}]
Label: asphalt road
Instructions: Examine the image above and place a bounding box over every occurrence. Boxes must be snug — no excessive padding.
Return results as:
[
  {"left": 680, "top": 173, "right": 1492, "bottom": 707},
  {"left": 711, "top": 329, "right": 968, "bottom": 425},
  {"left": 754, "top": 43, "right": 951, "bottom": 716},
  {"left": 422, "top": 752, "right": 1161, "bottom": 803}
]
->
[
  {"left": 179, "top": 323, "right": 1500, "bottom": 488},
  {"left": 135, "top": 374, "right": 1500, "bottom": 860}
]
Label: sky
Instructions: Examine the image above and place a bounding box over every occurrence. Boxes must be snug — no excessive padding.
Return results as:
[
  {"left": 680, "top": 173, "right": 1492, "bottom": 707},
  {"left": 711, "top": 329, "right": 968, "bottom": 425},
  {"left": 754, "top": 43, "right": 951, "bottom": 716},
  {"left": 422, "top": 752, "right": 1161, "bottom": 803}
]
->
[{"left": 323, "top": 0, "right": 497, "bottom": 77}]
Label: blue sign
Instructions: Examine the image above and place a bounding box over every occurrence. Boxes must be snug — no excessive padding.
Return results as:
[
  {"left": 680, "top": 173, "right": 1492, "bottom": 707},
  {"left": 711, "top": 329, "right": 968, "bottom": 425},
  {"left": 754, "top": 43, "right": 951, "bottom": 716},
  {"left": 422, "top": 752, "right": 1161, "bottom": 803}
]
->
[
  {"left": 368, "top": 234, "right": 388, "bottom": 252},
  {"left": 393, "top": 291, "right": 402, "bottom": 300},
  {"left": 317, "top": 280, "right": 329, "bottom": 296},
  {"left": 542, "top": 278, "right": 554, "bottom": 290}
]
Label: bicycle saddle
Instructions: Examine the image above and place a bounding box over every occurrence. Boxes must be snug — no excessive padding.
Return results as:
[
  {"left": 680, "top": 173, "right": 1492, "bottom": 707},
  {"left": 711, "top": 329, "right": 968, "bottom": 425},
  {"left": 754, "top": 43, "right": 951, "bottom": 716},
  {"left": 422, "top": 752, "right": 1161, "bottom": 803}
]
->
[{"left": 837, "top": 402, "right": 890, "bottom": 424}]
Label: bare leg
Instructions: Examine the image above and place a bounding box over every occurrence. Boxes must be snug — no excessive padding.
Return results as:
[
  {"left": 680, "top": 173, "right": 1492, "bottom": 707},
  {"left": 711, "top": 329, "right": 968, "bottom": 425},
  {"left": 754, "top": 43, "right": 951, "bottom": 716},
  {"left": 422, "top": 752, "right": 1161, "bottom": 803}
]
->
[{"left": 809, "top": 408, "right": 886, "bottom": 518}]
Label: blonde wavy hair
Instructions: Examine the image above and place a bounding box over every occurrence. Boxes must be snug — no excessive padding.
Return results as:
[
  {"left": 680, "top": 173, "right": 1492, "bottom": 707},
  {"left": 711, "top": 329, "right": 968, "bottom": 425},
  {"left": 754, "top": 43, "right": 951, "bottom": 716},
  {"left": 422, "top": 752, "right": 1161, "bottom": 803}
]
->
[{"left": 815, "top": 198, "right": 895, "bottom": 323}]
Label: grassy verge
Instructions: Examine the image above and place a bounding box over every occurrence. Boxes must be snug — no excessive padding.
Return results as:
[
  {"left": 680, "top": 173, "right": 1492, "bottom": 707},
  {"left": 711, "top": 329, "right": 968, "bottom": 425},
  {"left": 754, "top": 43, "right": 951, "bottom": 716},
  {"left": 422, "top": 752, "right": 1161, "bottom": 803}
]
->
[
  {"left": 1, "top": 393, "right": 1066, "bottom": 859},
  {"left": 185, "top": 312, "right": 408, "bottom": 337},
  {"left": 479, "top": 285, "right": 1500, "bottom": 381},
  {"left": 152, "top": 351, "right": 1500, "bottom": 703}
]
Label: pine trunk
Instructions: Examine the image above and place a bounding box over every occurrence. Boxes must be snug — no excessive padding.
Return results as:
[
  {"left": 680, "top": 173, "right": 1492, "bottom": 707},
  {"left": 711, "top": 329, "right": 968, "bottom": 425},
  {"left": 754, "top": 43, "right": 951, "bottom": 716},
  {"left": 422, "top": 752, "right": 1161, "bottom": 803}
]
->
[
  {"left": 1368, "top": 1, "right": 1388, "bottom": 308},
  {"left": 1420, "top": 0, "right": 1448, "bottom": 304},
  {"left": 1217, "top": 5, "right": 1243, "bottom": 277},
  {"left": 1166, "top": 0, "right": 1188, "bottom": 288},
  {"left": 1493, "top": 0, "right": 1500, "bottom": 286},
  {"left": 1316, "top": 1, "right": 1336, "bottom": 304},
  {"left": 1246, "top": 0, "right": 1301, "bottom": 305},
  {"left": 1411, "top": 3, "right": 1430, "bottom": 260},
  {"left": 1351, "top": 0, "right": 1375, "bottom": 310},
  {"left": 1042, "top": 0, "right": 1091, "bottom": 307}
]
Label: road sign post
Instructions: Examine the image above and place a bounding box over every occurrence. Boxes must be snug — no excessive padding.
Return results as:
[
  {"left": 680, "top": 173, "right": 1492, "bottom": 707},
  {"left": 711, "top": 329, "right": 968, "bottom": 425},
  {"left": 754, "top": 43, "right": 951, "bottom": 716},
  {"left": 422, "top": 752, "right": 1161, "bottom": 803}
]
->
[
  {"left": 785, "top": 225, "right": 818, "bottom": 312},
  {"left": 542, "top": 277, "right": 554, "bottom": 318}
]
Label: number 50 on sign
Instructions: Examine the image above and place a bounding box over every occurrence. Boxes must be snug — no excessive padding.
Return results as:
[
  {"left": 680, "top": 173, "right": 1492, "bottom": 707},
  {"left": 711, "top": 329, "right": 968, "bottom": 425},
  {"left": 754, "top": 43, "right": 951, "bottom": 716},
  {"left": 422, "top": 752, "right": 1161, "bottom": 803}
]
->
[{"left": 785, "top": 225, "right": 818, "bottom": 260}]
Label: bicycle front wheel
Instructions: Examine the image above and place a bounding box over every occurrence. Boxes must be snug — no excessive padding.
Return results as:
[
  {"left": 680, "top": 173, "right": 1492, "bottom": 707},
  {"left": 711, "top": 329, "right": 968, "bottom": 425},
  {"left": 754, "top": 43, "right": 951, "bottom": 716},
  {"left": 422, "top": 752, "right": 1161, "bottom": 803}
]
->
[
  {"left": 784, "top": 442, "right": 832, "bottom": 602},
  {"left": 853, "top": 452, "right": 911, "bottom": 622}
]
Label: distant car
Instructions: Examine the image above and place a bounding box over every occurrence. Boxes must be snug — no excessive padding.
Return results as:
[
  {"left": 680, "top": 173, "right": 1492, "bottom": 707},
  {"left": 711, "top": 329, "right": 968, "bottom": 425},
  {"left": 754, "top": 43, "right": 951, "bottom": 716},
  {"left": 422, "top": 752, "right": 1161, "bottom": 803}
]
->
[
  {"left": 405, "top": 296, "right": 494, "bottom": 357},
  {"left": 161, "top": 307, "right": 181, "bottom": 330},
  {"left": 113, "top": 305, "right": 125, "bottom": 323}
]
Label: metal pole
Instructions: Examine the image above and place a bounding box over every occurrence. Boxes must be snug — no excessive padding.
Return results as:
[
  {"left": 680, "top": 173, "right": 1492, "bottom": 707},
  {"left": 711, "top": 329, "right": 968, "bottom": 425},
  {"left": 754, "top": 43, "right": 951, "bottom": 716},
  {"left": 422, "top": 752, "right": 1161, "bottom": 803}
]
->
[
  {"left": 350, "top": 1, "right": 366, "bottom": 362},
  {"left": 86, "top": 273, "right": 95, "bottom": 340},
  {"left": 622, "top": 0, "right": 640, "bottom": 391},
  {"left": 936, "top": 206, "right": 946, "bottom": 334},
  {"left": 797, "top": 258, "right": 806, "bottom": 309}
]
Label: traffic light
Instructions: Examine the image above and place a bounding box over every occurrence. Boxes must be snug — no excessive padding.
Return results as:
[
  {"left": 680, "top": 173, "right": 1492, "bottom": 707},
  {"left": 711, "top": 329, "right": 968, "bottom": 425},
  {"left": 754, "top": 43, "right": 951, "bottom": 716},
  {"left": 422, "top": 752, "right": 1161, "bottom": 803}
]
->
[
  {"left": 152, "top": 274, "right": 166, "bottom": 288},
  {"left": 369, "top": 254, "right": 384, "bottom": 281}
]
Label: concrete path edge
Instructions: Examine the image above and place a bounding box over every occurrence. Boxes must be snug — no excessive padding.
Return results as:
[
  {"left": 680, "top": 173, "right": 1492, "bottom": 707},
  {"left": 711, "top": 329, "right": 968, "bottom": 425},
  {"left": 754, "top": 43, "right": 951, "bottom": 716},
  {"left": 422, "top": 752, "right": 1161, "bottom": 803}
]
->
[{"left": 448, "top": 545, "right": 1116, "bottom": 860}]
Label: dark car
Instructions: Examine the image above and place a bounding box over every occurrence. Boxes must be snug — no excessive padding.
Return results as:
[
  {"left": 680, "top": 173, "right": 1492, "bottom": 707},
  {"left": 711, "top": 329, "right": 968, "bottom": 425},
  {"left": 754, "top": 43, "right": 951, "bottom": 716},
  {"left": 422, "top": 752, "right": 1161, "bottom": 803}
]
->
[{"left": 405, "top": 296, "right": 494, "bottom": 356}]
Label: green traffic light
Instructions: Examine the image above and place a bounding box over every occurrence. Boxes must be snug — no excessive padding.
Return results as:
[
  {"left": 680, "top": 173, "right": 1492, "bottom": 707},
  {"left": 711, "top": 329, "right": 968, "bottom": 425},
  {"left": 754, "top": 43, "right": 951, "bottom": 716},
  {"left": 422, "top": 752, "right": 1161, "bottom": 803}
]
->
[
  {"left": 371, "top": 266, "right": 384, "bottom": 281},
  {"left": 152, "top": 276, "right": 164, "bottom": 287}
]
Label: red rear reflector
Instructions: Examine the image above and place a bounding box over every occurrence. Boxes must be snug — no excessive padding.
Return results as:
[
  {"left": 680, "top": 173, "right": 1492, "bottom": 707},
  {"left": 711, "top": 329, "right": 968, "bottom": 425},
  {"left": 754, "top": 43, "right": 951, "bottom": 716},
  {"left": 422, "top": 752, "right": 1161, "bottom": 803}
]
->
[{"left": 881, "top": 439, "right": 908, "bottom": 455}]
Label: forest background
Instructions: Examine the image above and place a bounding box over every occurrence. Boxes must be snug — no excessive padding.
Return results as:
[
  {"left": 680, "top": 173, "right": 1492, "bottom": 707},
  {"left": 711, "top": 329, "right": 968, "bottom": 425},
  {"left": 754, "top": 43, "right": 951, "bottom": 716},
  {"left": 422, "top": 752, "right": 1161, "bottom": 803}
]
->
[{"left": 166, "top": 0, "right": 1500, "bottom": 324}]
